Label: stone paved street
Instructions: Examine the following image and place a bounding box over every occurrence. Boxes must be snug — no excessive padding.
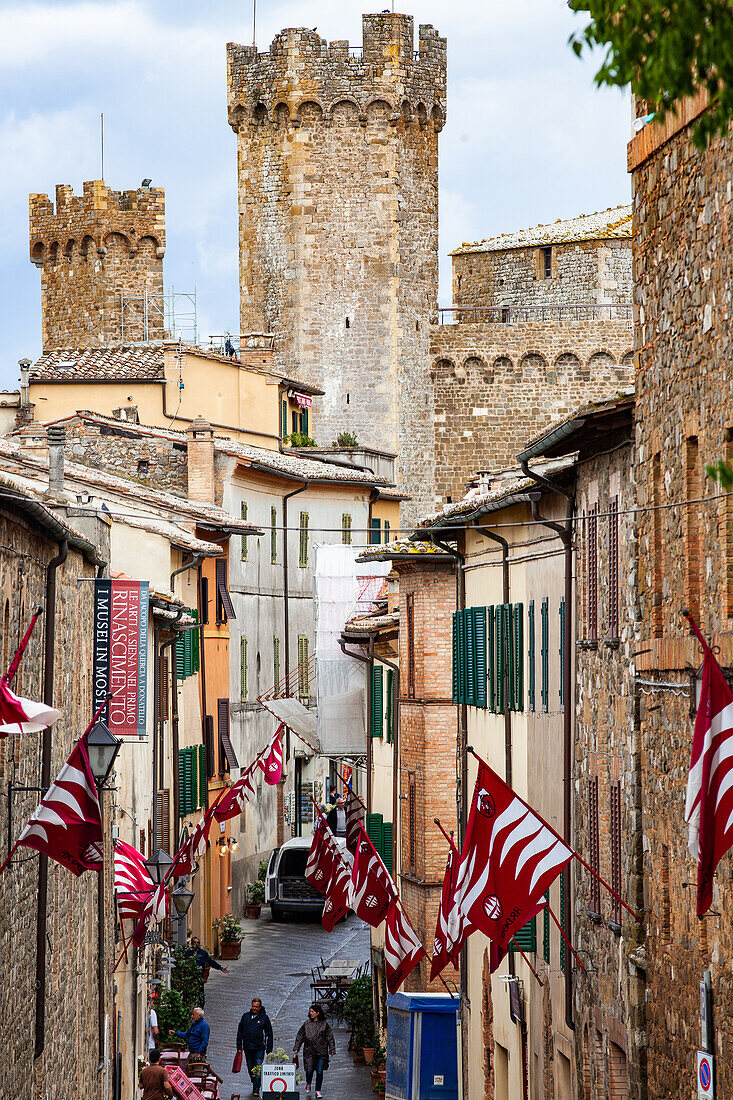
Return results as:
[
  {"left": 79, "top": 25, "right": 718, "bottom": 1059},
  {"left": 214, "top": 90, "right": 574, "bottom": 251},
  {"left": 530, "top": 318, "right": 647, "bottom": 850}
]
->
[{"left": 204, "top": 911, "right": 373, "bottom": 1100}]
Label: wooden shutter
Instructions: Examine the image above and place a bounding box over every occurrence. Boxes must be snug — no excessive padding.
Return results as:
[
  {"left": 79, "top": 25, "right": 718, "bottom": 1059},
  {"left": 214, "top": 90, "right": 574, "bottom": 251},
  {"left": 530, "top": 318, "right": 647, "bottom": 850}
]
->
[
  {"left": 154, "top": 789, "right": 170, "bottom": 852},
  {"left": 472, "top": 607, "right": 487, "bottom": 708},
  {"left": 560, "top": 869, "right": 567, "bottom": 972},
  {"left": 528, "top": 601, "right": 535, "bottom": 712},
  {"left": 281, "top": 399, "right": 287, "bottom": 440},
  {"left": 217, "top": 698, "right": 238, "bottom": 771},
  {"left": 299, "top": 512, "right": 309, "bottom": 567},
  {"left": 457, "top": 607, "right": 467, "bottom": 705},
  {"left": 407, "top": 594, "right": 415, "bottom": 699},
  {"left": 342, "top": 514, "right": 352, "bottom": 545},
  {"left": 298, "top": 635, "right": 310, "bottom": 699},
  {"left": 204, "top": 714, "right": 215, "bottom": 779},
  {"left": 541, "top": 597, "right": 549, "bottom": 712},
  {"left": 159, "top": 655, "right": 169, "bottom": 721},
  {"left": 215, "top": 558, "right": 236, "bottom": 623},
  {"left": 543, "top": 890, "right": 550, "bottom": 963},
  {"left": 589, "top": 776, "right": 600, "bottom": 915},
  {"left": 240, "top": 636, "right": 247, "bottom": 703},
  {"left": 465, "top": 608, "right": 476, "bottom": 706},
  {"left": 510, "top": 915, "right": 537, "bottom": 953},
  {"left": 386, "top": 669, "right": 394, "bottom": 743},
  {"left": 495, "top": 606, "right": 505, "bottom": 714},
  {"left": 452, "top": 613, "right": 459, "bottom": 704},
  {"left": 271, "top": 506, "right": 278, "bottom": 564},
  {"left": 408, "top": 774, "right": 416, "bottom": 873},
  {"left": 608, "top": 496, "right": 619, "bottom": 640},
  {"left": 487, "top": 606, "right": 495, "bottom": 711},
  {"left": 559, "top": 598, "right": 565, "bottom": 706},
  {"left": 299, "top": 407, "right": 308, "bottom": 436},
  {"left": 366, "top": 812, "right": 384, "bottom": 853},
  {"left": 179, "top": 747, "right": 197, "bottom": 816},
  {"left": 506, "top": 604, "right": 515, "bottom": 712},
  {"left": 513, "top": 603, "right": 523, "bottom": 711},
  {"left": 610, "top": 781, "right": 622, "bottom": 924},
  {"left": 176, "top": 630, "right": 187, "bottom": 681},
  {"left": 241, "top": 502, "right": 248, "bottom": 561},
  {"left": 197, "top": 744, "right": 206, "bottom": 809},
  {"left": 191, "top": 612, "right": 200, "bottom": 674},
  {"left": 369, "top": 518, "right": 381, "bottom": 545},
  {"left": 384, "top": 520, "right": 390, "bottom": 543},
  {"left": 199, "top": 575, "right": 209, "bottom": 625},
  {"left": 382, "top": 822, "right": 394, "bottom": 873},
  {"left": 371, "top": 666, "right": 384, "bottom": 738}
]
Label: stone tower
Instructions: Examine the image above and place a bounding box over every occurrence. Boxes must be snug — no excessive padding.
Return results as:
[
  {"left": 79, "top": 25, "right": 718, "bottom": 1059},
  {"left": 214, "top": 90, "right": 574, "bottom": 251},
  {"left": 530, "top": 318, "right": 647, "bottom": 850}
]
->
[
  {"left": 29, "top": 180, "right": 166, "bottom": 350},
  {"left": 227, "top": 13, "right": 446, "bottom": 518}
]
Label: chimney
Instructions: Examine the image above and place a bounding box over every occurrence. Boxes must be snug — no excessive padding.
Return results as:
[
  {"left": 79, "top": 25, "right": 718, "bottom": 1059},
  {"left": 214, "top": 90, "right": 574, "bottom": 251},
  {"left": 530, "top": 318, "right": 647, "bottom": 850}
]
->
[
  {"left": 47, "top": 424, "right": 66, "bottom": 496},
  {"left": 186, "top": 418, "right": 215, "bottom": 503},
  {"left": 15, "top": 358, "right": 35, "bottom": 427}
]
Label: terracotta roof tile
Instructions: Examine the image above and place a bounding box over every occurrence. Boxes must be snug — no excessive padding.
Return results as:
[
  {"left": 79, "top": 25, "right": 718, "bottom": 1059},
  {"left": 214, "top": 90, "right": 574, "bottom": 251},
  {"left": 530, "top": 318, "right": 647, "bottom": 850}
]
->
[
  {"left": 31, "top": 345, "right": 164, "bottom": 381},
  {"left": 453, "top": 205, "right": 632, "bottom": 256}
]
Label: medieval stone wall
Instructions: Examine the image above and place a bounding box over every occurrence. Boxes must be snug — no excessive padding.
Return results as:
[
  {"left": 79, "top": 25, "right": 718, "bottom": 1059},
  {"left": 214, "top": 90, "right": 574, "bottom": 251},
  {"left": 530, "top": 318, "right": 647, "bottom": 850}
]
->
[
  {"left": 227, "top": 13, "right": 445, "bottom": 521},
  {"left": 29, "top": 181, "right": 165, "bottom": 349},
  {"left": 631, "top": 116, "right": 733, "bottom": 1098},
  {"left": 430, "top": 319, "right": 634, "bottom": 504},
  {"left": 0, "top": 504, "right": 110, "bottom": 1100}
]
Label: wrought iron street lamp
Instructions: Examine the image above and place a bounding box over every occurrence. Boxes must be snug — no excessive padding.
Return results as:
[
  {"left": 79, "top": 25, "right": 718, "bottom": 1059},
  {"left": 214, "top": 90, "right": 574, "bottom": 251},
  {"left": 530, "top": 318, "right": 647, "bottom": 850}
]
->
[
  {"left": 86, "top": 720, "right": 121, "bottom": 786},
  {"left": 171, "top": 884, "right": 195, "bottom": 917},
  {"left": 145, "top": 849, "right": 175, "bottom": 885}
]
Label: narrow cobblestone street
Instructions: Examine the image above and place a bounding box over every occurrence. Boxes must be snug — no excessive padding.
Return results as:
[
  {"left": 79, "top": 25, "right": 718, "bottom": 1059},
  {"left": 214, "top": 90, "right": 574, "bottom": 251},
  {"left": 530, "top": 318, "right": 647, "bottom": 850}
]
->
[{"left": 204, "top": 912, "right": 374, "bottom": 1100}]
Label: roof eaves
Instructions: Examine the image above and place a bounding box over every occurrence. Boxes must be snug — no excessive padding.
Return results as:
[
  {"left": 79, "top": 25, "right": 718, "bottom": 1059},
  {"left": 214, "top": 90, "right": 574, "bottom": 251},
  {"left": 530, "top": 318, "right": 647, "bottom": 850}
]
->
[{"left": 0, "top": 483, "right": 105, "bottom": 567}]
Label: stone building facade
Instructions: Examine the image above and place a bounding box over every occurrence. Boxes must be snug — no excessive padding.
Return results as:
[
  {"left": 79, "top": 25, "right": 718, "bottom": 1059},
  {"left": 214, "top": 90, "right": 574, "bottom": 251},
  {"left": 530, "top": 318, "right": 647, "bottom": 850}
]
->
[
  {"left": 0, "top": 488, "right": 112, "bottom": 1100},
  {"left": 629, "top": 98, "right": 733, "bottom": 1097},
  {"left": 29, "top": 180, "right": 165, "bottom": 349},
  {"left": 227, "top": 12, "right": 446, "bottom": 519}
]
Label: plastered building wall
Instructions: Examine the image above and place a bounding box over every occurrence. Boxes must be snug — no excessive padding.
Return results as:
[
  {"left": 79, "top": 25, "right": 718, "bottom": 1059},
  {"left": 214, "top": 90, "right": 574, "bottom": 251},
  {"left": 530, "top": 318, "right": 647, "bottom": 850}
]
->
[
  {"left": 29, "top": 181, "right": 165, "bottom": 349},
  {"left": 227, "top": 13, "right": 445, "bottom": 520}
]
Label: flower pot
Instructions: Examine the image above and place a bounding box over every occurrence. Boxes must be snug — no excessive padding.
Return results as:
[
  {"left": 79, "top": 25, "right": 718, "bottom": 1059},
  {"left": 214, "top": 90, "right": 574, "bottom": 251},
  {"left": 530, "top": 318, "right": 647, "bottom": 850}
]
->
[
  {"left": 220, "top": 940, "right": 242, "bottom": 959},
  {"left": 353, "top": 1050, "right": 365, "bottom": 1065},
  {"left": 246, "top": 903, "right": 262, "bottom": 920},
  {"left": 370, "top": 1070, "right": 386, "bottom": 1093},
  {"left": 363, "top": 1047, "right": 375, "bottom": 1066}
]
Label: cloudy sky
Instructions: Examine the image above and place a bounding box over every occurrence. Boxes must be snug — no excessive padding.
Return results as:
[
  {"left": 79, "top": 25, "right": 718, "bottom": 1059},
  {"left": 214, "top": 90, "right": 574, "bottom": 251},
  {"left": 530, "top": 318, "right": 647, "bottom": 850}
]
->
[{"left": 0, "top": 0, "right": 630, "bottom": 390}]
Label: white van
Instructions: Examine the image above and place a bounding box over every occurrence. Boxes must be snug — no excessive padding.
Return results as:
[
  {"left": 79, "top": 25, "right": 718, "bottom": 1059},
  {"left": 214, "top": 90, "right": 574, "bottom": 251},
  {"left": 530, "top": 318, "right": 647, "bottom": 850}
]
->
[{"left": 265, "top": 835, "right": 348, "bottom": 921}]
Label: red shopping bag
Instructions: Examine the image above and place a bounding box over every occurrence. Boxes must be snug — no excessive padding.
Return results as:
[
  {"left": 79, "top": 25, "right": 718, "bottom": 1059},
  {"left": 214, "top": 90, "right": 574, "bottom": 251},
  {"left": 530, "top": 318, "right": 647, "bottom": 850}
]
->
[{"left": 232, "top": 1050, "right": 243, "bottom": 1073}]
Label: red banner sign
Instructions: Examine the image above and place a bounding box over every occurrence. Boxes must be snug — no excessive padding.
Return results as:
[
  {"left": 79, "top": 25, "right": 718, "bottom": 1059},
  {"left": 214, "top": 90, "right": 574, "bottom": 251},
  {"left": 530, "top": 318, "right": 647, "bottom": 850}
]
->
[{"left": 93, "top": 579, "right": 149, "bottom": 736}]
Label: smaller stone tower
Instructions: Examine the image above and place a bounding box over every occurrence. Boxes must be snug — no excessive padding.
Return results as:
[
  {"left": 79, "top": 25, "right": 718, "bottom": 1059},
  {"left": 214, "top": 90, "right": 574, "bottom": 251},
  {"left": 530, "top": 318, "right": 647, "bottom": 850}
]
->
[{"left": 29, "top": 180, "right": 166, "bottom": 350}]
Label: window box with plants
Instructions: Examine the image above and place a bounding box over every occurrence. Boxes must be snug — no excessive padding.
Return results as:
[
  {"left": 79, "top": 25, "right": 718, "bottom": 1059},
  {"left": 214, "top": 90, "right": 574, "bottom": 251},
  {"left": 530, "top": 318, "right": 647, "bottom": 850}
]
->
[{"left": 213, "top": 913, "right": 244, "bottom": 959}]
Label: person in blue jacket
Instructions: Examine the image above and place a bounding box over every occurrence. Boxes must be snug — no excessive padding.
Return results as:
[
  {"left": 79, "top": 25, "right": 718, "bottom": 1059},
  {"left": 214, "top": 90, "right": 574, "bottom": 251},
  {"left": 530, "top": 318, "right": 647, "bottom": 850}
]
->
[
  {"left": 171, "top": 1007, "right": 210, "bottom": 1062},
  {"left": 236, "top": 997, "right": 274, "bottom": 1095}
]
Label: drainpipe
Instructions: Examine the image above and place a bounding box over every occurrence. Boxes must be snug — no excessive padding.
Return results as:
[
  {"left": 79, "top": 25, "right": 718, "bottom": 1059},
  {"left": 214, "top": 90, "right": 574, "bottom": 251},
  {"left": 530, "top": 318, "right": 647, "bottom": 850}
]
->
[
  {"left": 35, "top": 536, "right": 68, "bottom": 1059},
  {"left": 197, "top": 564, "right": 210, "bottom": 809},
  {"left": 283, "top": 480, "right": 309, "bottom": 768},
  {"left": 339, "top": 634, "right": 375, "bottom": 811},
  {"left": 520, "top": 461, "right": 574, "bottom": 1031}
]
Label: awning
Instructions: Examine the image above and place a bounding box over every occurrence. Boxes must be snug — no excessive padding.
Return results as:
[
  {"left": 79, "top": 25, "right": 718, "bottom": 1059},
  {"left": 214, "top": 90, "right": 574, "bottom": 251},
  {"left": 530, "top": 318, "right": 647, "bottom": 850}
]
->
[
  {"left": 292, "top": 392, "right": 312, "bottom": 408},
  {"left": 261, "top": 696, "right": 320, "bottom": 752}
]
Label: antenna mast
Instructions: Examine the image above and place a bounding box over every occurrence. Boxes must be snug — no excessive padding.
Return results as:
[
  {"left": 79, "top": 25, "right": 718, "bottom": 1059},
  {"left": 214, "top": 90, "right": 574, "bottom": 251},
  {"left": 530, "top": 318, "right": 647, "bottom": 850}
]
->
[
  {"left": 100, "top": 113, "right": 104, "bottom": 180},
  {"left": 253, "top": 0, "right": 256, "bottom": 47}
]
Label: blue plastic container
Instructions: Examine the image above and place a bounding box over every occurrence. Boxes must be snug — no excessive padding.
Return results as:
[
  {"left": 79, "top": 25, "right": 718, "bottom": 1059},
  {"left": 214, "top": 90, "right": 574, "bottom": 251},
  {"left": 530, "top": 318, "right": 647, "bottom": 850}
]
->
[{"left": 386, "top": 992, "right": 459, "bottom": 1100}]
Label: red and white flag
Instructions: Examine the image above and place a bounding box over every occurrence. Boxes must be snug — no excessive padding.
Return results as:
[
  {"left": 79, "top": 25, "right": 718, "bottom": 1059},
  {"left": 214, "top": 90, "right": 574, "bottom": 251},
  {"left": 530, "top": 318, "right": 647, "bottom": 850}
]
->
[
  {"left": 350, "top": 824, "right": 398, "bottom": 927},
  {"left": 259, "top": 725, "right": 284, "bottom": 786},
  {"left": 0, "top": 608, "right": 61, "bottom": 735},
  {"left": 430, "top": 838, "right": 464, "bottom": 980},
  {"left": 322, "top": 848, "right": 353, "bottom": 932},
  {"left": 384, "top": 902, "right": 425, "bottom": 993},
  {"left": 114, "top": 839, "right": 154, "bottom": 923},
  {"left": 345, "top": 787, "right": 365, "bottom": 857},
  {"left": 447, "top": 760, "right": 573, "bottom": 952},
  {"left": 1, "top": 734, "right": 103, "bottom": 875},
  {"left": 171, "top": 803, "right": 219, "bottom": 877},
  {"left": 305, "top": 817, "right": 338, "bottom": 894},
  {"left": 684, "top": 615, "right": 733, "bottom": 915},
  {"left": 213, "top": 764, "right": 258, "bottom": 824}
]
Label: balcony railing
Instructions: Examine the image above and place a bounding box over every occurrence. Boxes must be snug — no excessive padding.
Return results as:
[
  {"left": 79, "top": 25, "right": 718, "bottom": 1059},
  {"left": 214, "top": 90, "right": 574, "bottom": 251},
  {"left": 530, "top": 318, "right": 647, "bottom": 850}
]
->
[
  {"left": 437, "top": 303, "right": 633, "bottom": 326},
  {"left": 207, "top": 333, "right": 275, "bottom": 357}
]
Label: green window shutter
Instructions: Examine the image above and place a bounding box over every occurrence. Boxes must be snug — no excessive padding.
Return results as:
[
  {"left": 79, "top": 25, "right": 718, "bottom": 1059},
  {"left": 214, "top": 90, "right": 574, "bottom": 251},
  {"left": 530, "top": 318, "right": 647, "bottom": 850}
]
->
[
  {"left": 487, "top": 606, "right": 495, "bottom": 711},
  {"left": 300, "top": 408, "right": 309, "bottom": 436},
  {"left": 342, "top": 514, "right": 352, "bottom": 545},
  {"left": 528, "top": 601, "right": 535, "bottom": 712},
  {"left": 560, "top": 870, "right": 567, "bottom": 972},
  {"left": 543, "top": 891, "right": 550, "bottom": 963},
  {"left": 366, "top": 812, "right": 384, "bottom": 854},
  {"left": 299, "top": 512, "right": 309, "bottom": 568},
  {"left": 510, "top": 915, "right": 537, "bottom": 953},
  {"left": 176, "top": 630, "right": 186, "bottom": 681},
  {"left": 292, "top": 410, "right": 298, "bottom": 435},
  {"left": 382, "top": 822, "right": 394, "bottom": 873},
  {"left": 179, "top": 748, "right": 196, "bottom": 816},
  {"left": 457, "top": 610, "right": 467, "bottom": 704},
  {"left": 273, "top": 636, "right": 280, "bottom": 696},
  {"left": 386, "top": 669, "right": 394, "bottom": 743},
  {"left": 371, "top": 666, "right": 384, "bottom": 738},
  {"left": 473, "top": 607, "right": 487, "bottom": 708},
  {"left": 465, "top": 608, "right": 476, "bottom": 706},
  {"left": 506, "top": 604, "right": 515, "bottom": 712},
  {"left": 198, "top": 744, "right": 206, "bottom": 810},
  {"left": 513, "top": 603, "right": 523, "bottom": 712},
  {"left": 191, "top": 610, "right": 200, "bottom": 675},
  {"left": 281, "top": 399, "right": 287, "bottom": 440},
  {"left": 271, "top": 506, "right": 277, "bottom": 564},
  {"left": 241, "top": 502, "right": 248, "bottom": 561},
  {"left": 383, "top": 520, "right": 390, "bottom": 544},
  {"left": 452, "top": 613, "right": 459, "bottom": 703},
  {"left": 495, "top": 606, "right": 505, "bottom": 714},
  {"left": 240, "top": 636, "right": 247, "bottom": 703},
  {"left": 298, "top": 636, "right": 310, "bottom": 698},
  {"left": 559, "top": 598, "right": 565, "bottom": 706},
  {"left": 541, "top": 597, "right": 549, "bottom": 713},
  {"left": 369, "top": 518, "right": 381, "bottom": 545}
]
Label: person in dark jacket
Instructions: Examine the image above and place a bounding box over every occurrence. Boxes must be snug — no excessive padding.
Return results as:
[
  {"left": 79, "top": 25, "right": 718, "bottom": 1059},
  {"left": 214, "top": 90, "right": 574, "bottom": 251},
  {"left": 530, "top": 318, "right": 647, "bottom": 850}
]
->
[
  {"left": 294, "top": 1004, "right": 335, "bottom": 1098},
  {"left": 326, "top": 797, "right": 346, "bottom": 837},
  {"left": 171, "top": 1007, "right": 210, "bottom": 1061},
  {"left": 237, "top": 998, "right": 274, "bottom": 1095},
  {"left": 190, "top": 935, "right": 230, "bottom": 975}
]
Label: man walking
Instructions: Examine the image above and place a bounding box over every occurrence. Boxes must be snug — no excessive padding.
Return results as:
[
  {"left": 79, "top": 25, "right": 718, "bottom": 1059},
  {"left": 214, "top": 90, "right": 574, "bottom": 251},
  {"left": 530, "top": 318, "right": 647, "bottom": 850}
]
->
[
  {"left": 171, "top": 1006, "right": 210, "bottom": 1063},
  {"left": 237, "top": 997, "right": 273, "bottom": 1095},
  {"left": 139, "top": 1049, "right": 173, "bottom": 1099}
]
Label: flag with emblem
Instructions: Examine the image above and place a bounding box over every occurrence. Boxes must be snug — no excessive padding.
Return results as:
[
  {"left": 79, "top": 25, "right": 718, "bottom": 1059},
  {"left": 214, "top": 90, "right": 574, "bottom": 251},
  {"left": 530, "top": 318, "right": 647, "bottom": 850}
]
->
[
  {"left": 684, "top": 613, "right": 733, "bottom": 915},
  {"left": 0, "top": 607, "right": 62, "bottom": 736},
  {"left": 259, "top": 724, "right": 284, "bottom": 786},
  {"left": 350, "top": 823, "right": 398, "bottom": 927},
  {"left": 114, "top": 839, "right": 154, "bottom": 923},
  {"left": 0, "top": 734, "right": 103, "bottom": 875},
  {"left": 384, "top": 901, "right": 426, "bottom": 993},
  {"left": 171, "top": 801, "right": 220, "bottom": 877},
  {"left": 447, "top": 759, "right": 573, "bottom": 951},
  {"left": 305, "top": 816, "right": 338, "bottom": 894},
  {"left": 345, "top": 786, "right": 365, "bottom": 856},
  {"left": 322, "top": 847, "right": 353, "bottom": 932},
  {"left": 430, "top": 837, "right": 464, "bottom": 980},
  {"left": 213, "top": 763, "right": 258, "bottom": 824}
]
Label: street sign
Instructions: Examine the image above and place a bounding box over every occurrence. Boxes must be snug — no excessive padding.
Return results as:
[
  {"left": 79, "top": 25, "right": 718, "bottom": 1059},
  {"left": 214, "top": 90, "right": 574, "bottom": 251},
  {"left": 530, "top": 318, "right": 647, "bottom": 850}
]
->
[
  {"left": 697, "top": 1051, "right": 714, "bottom": 1099},
  {"left": 262, "top": 1063, "right": 297, "bottom": 1093}
]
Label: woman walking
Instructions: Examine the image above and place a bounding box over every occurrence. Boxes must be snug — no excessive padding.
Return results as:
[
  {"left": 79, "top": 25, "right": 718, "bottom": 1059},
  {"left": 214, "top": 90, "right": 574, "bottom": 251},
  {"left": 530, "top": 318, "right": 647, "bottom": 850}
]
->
[{"left": 293, "top": 1004, "right": 336, "bottom": 1098}]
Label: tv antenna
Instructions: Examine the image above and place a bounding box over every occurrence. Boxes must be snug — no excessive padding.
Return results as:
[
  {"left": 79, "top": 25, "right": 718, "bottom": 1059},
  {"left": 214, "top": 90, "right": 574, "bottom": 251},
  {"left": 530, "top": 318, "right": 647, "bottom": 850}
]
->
[
  {"left": 100, "top": 113, "right": 104, "bottom": 179},
  {"left": 253, "top": 0, "right": 256, "bottom": 46}
]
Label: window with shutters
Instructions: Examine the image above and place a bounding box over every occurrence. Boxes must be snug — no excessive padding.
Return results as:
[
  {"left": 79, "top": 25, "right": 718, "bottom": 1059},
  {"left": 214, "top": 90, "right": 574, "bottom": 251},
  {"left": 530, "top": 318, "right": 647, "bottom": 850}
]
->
[
  {"left": 509, "top": 915, "right": 536, "bottom": 953},
  {"left": 299, "top": 512, "right": 309, "bottom": 568},
  {"left": 369, "top": 518, "right": 381, "bottom": 545},
  {"left": 366, "top": 812, "right": 394, "bottom": 874},
  {"left": 204, "top": 714, "right": 215, "bottom": 779},
  {"left": 558, "top": 598, "right": 565, "bottom": 707},
  {"left": 217, "top": 698, "right": 238, "bottom": 772},
  {"left": 271, "top": 505, "right": 278, "bottom": 564},
  {"left": 281, "top": 399, "right": 288, "bottom": 441},
  {"left": 407, "top": 594, "right": 415, "bottom": 699},
  {"left": 154, "top": 789, "right": 171, "bottom": 852},
  {"left": 341, "top": 514, "right": 352, "bottom": 545},
  {"left": 384, "top": 520, "right": 390, "bottom": 543},
  {"left": 159, "top": 655, "right": 169, "bottom": 720},
  {"left": 588, "top": 776, "right": 601, "bottom": 916},
  {"left": 494, "top": 605, "right": 505, "bottom": 714},
  {"left": 175, "top": 614, "right": 200, "bottom": 681},
  {"left": 298, "top": 636, "right": 310, "bottom": 700},
  {"left": 199, "top": 575, "right": 209, "bottom": 625},
  {"left": 408, "top": 773, "right": 416, "bottom": 874},
  {"left": 540, "top": 597, "right": 549, "bottom": 712},
  {"left": 386, "top": 669, "right": 394, "bottom": 744},
  {"left": 215, "top": 558, "right": 235, "bottom": 624},
  {"left": 608, "top": 496, "right": 619, "bottom": 640},
  {"left": 299, "top": 407, "right": 309, "bottom": 436},
  {"left": 273, "top": 636, "right": 280, "bottom": 697},
  {"left": 528, "top": 601, "right": 535, "bottom": 712},
  {"left": 610, "top": 780, "right": 622, "bottom": 926},
  {"left": 179, "top": 747, "right": 199, "bottom": 816},
  {"left": 241, "top": 502, "right": 248, "bottom": 561},
  {"left": 198, "top": 744, "right": 206, "bottom": 809},
  {"left": 587, "top": 504, "right": 598, "bottom": 641},
  {"left": 371, "top": 665, "right": 384, "bottom": 738},
  {"left": 513, "top": 603, "right": 523, "bottom": 711},
  {"left": 543, "top": 890, "right": 550, "bottom": 962},
  {"left": 452, "top": 607, "right": 487, "bottom": 708},
  {"left": 240, "top": 636, "right": 248, "bottom": 703}
]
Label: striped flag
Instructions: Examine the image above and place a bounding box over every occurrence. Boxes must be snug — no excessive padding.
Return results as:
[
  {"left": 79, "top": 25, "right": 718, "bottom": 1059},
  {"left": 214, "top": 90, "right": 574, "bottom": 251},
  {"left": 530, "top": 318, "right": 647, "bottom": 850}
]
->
[
  {"left": 0, "top": 608, "right": 61, "bottom": 736},
  {"left": 259, "top": 725, "right": 284, "bottom": 786},
  {"left": 114, "top": 839, "right": 154, "bottom": 923},
  {"left": 384, "top": 902, "right": 425, "bottom": 993},
  {"left": 430, "top": 838, "right": 465, "bottom": 980},
  {"left": 684, "top": 614, "right": 733, "bottom": 915},
  {"left": 322, "top": 847, "right": 353, "bottom": 932},
  {"left": 350, "top": 824, "right": 398, "bottom": 927},
  {"left": 345, "top": 787, "right": 364, "bottom": 856},
  {"left": 305, "top": 817, "right": 338, "bottom": 894},
  {"left": 213, "top": 764, "right": 258, "bottom": 824}
]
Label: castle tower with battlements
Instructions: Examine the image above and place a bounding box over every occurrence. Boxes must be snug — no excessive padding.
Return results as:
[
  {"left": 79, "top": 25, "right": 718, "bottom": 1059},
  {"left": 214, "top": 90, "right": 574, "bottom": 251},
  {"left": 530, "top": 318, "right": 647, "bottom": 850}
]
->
[
  {"left": 227, "top": 13, "right": 446, "bottom": 518},
  {"left": 29, "top": 180, "right": 166, "bottom": 350}
]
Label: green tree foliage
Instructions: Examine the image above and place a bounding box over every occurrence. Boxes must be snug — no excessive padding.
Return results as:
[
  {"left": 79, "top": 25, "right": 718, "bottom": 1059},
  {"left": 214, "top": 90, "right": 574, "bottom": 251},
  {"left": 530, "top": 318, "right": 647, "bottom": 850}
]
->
[
  {"left": 706, "top": 459, "right": 733, "bottom": 490},
  {"left": 342, "top": 974, "right": 376, "bottom": 1047},
  {"left": 155, "top": 989, "right": 190, "bottom": 1037},
  {"left": 171, "top": 946, "right": 205, "bottom": 1010},
  {"left": 569, "top": 1, "right": 733, "bottom": 147}
]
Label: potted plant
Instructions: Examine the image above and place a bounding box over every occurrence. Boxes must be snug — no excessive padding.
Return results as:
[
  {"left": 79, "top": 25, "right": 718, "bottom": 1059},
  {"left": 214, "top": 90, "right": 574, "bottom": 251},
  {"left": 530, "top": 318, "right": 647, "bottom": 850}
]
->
[
  {"left": 343, "top": 974, "right": 375, "bottom": 1066},
  {"left": 213, "top": 913, "right": 244, "bottom": 959},
  {"left": 246, "top": 878, "right": 265, "bottom": 919},
  {"left": 362, "top": 1036, "right": 376, "bottom": 1065}
]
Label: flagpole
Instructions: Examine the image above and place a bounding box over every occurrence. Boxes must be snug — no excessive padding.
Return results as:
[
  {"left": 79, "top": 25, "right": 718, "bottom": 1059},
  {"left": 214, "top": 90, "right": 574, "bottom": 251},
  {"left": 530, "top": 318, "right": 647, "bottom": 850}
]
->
[
  {"left": 509, "top": 939, "right": 542, "bottom": 986},
  {"left": 546, "top": 904, "right": 585, "bottom": 972},
  {"left": 433, "top": 817, "right": 455, "bottom": 845},
  {"left": 466, "top": 746, "right": 641, "bottom": 924},
  {"left": 3, "top": 606, "right": 43, "bottom": 683}
]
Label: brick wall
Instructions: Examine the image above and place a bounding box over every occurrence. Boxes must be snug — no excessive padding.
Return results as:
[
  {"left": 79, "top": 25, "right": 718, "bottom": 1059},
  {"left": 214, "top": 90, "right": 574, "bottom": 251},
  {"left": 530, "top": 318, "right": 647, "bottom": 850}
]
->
[
  {"left": 227, "top": 14, "right": 446, "bottom": 521},
  {"left": 632, "top": 116, "right": 733, "bottom": 1095},
  {"left": 396, "top": 561, "right": 457, "bottom": 989},
  {"left": 29, "top": 180, "right": 165, "bottom": 349},
  {"left": 430, "top": 319, "right": 633, "bottom": 504}
]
